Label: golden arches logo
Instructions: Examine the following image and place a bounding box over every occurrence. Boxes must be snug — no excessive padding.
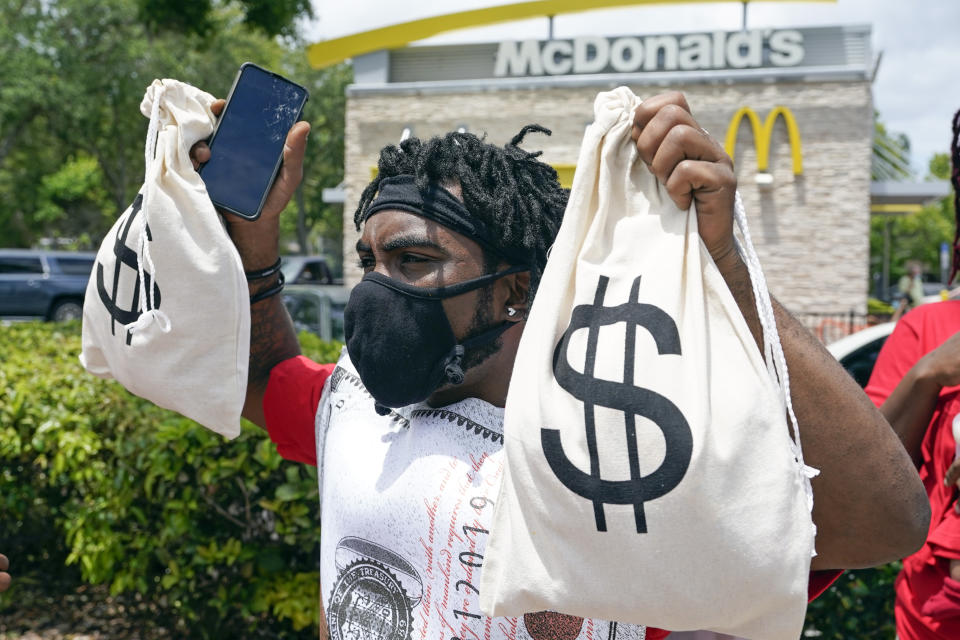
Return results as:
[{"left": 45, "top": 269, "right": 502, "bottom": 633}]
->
[{"left": 723, "top": 106, "right": 803, "bottom": 175}]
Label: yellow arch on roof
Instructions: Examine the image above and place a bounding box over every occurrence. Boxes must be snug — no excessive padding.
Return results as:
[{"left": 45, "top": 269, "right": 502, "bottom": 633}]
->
[{"left": 307, "top": 0, "right": 837, "bottom": 68}]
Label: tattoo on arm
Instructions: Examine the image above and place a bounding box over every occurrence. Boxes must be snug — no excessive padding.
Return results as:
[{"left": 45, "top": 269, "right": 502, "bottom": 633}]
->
[
  {"left": 249, "top": 292, "right": 301, "bottom": 390},
  {"left": 243, "top": 279, "right": 301, "bottom": 427}
]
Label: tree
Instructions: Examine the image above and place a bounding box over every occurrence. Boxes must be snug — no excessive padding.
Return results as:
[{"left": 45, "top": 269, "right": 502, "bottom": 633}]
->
[
  {"left": 0, "top": 0, "right": 347, "bottom": 253},
  {"left": 33, "top": 154, "right": 114, "bottom": 248},
  {"left": 0, "top": 0, "right": 293, "bottom": 248},
  {"left": 867, "top": 115, "right": 955, "bottom": 298},
  {"left": 870, "top": 152, "right": 955, "bottom": 293},
  {"left": 137, "top": 0, "right": 313, "bottom": 38},
  {"left": 0, "top": 0, "right": 71, "bottom": 245},
  {"left": 929, "top": 151, "right": 951, "bottom": 182},
  {"left": 872, "top": 113, "right": 913, "bottom": 181}
]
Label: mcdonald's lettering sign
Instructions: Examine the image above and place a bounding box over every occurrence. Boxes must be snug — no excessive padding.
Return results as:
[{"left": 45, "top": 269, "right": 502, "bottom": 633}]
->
[{"left": 724, "top": 106, "right": 803, "bottom": 175}]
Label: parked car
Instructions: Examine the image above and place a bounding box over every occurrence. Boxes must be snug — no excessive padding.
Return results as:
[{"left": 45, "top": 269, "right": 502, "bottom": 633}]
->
[
  {"left": 826, "top": 322, "right": 895, "bottom": 388},
  {"left": 0, "top": 249, "right": 95, "bottom": 321},
  {"left": 282, "top": 283, "right": 350, "bottom": 342},
  {"left": 281, "top": 256, "right": 337, "bottom": 285},
  {"left": 923, "top": 282, "right": 949, "bottom": 298}
]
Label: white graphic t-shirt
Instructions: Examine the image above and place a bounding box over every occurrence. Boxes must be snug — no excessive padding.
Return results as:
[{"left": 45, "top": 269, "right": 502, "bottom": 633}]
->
[{"left": 314, "top": 354, "right": 648, "bottom": 640}]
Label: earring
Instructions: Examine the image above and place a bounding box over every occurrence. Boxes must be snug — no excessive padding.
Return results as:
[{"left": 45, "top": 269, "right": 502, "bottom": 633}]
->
[{"left": 506, "top": 307, "right": 518, "bottom": 318}]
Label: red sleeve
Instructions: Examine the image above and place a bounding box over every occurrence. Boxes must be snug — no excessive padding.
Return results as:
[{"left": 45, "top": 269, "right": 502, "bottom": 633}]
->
[
  {"left": 807, "top": 569, "right": 843, "bottom": 601},
  {"left": 263, "top": 355, "right": 336, "bottom": 466},
  {"left": 864, "top": 314, "right": 923, "bottom": 408},
  {"left": 928, "top": 511, "right": 960, "bottom": 561}
]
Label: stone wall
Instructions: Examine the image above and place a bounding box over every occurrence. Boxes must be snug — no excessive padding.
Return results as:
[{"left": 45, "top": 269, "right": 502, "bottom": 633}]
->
[{"left": 343, "top": 80, "right": 872, "bottom": 316}]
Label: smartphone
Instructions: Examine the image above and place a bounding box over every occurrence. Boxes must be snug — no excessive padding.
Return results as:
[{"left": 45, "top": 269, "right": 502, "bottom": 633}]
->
[{"left": 200, "top": 63, "right": 309, "bottom": 220}]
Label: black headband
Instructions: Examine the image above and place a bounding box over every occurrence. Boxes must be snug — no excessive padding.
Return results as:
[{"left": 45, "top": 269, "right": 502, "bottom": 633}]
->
[{"left": 362, "top": 175, "right": 529, "bottom": 264}]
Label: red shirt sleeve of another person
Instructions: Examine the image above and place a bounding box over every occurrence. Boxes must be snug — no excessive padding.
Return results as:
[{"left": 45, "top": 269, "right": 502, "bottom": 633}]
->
[
  {"left": 864, "top": 311, "right": 925, "bottom": 407},
  {"left": 865, "top": 300, "right": 960, "bottom": 407},
  {"left": 263, "top": 355, "right": 335, "bottom": 467}
]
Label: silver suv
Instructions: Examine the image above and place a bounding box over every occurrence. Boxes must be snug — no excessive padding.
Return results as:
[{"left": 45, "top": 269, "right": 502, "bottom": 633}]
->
[{"left": 0, "top": 249, "right": 95, "bottom": 321}]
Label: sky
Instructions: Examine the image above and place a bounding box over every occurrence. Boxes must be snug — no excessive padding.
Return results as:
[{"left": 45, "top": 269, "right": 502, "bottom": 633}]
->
[{"left": 306, "top": 0, "right": 960, "bottom": 176}]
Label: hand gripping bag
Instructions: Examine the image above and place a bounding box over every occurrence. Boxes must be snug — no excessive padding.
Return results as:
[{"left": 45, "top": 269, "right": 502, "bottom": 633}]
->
[
  {"left": 80, "top": 79, "right": 249, "bottom": 439},
  {"left": 479, "top": 87, "right": 818, "bottom": 640}
]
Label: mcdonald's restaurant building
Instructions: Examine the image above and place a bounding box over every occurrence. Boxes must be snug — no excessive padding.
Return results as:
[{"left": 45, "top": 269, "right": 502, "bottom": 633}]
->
[{"left": 340, "top": 24, "right": 874, "bottom": 318}]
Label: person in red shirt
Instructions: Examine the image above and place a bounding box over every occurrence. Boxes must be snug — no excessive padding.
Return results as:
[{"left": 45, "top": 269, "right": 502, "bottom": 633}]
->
[
  {"left": 865, "top": 303, "right": 960, "bottom": 640},
  {"left": 191, "top": 91, "right": 928, "bottom": 640},
  {"left": 863, "top": 108, "right": 960, "bottom": 640}
]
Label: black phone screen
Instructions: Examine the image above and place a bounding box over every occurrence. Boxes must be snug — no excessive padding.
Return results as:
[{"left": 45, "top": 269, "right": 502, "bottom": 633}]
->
[{"left": 200, "top": 64, "right": 308, "bottom": 220}]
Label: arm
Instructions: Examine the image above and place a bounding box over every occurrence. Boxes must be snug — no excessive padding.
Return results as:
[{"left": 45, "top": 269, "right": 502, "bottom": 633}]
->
[
  {"left": 229, "top": 220, "right": 302, "bottom": 428},
  {"left": 632, "top": 92, "right": 929, "bottom": 570},
  {"left": 719, "top": 259, "right": 928, "bottom": 569},
  {"left": 769, "top": 299, "right": 928, "bottom": 568},
  {"left": 190, "top": 100, "right": 309, "bottom": 429},
  {"left": 879, "top": 330, "right": 960, "bottom": 466}
]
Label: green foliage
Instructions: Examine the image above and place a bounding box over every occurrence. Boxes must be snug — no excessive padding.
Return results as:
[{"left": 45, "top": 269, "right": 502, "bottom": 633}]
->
[
  {"left": 929, "top": 152, "right": 951, "bottom": 181},
  {"left": 237, "top": 0, "right": 313, "bottom": 38},
  {"left": 0, "top": 321, "right": 342, "bottom": 638},
  {"left": 870, "top": 195, "right": 955, "bottom": 285},
  {"left": 0, "top": 0, "right": 344, "bottom": 252},
  {"left": 297, "top": 330, "right": 344, "bottom": 364},
  {"left": 868, "top": 121, "right": 955, "bottom": 293},
  {"left": 137, "top": 0, "right": 215, "bottom": 37},
  {"left": 867, "top": 297, "right": 895, "bottom": 315},
  {"left": 805, "top": 564, "right": 901, "bottom": 638},
  {"left": 873, "top": 114, "right": 913, "bottom": 181},
  {"left": 34, "top": 154, "right": 113, "bottom": 245},
  {"left": 138, "top": 0, "right": 312, "bottom": 38}
]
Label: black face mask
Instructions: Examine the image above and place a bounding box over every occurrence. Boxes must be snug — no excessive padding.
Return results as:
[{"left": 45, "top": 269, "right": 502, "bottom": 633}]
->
[{"left": 343, "top": 265, "right": 528, "bottom": 410}]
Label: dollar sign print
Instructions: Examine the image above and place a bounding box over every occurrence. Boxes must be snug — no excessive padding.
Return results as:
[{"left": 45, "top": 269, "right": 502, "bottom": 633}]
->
[
  {"left": 95, "top": 194, "right": 161, "bottom": 345},
  {"left": 541, "top": 274, "right": 692, "bottom": 533}
]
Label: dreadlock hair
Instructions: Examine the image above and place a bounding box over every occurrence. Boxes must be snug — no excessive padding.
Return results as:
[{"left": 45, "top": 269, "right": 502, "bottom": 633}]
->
[
  {"left": 951, "top": 108, "right": 960, "bottom": 284},
  {"left": 354, "top": 125, "right": 569, "bottom": 302}
]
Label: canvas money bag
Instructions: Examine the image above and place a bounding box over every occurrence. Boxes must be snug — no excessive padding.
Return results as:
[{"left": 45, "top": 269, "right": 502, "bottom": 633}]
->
[
  {"left": 80, "top": 79, "right": 249, "bottom": 439},
  {"left": 479, "top": 87, "right": 818, "bottom": 640}
]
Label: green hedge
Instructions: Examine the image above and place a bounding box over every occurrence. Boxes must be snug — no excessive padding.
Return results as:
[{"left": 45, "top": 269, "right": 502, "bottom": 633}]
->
[
  {"left": 0, "top": 322, "right": 901, "bottom": 636},
  {"left": 805, "top": 563, "right": 900, "bottom": 638},
  {"left": 868, "top": 297, "right": 896, "bottom": 316},
  {"left": 0, "top": 321, "right": 340, "bottom": 638}
]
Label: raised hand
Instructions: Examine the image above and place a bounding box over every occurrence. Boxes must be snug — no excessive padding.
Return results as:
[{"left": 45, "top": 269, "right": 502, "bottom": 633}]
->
[
  {"left": 189, "top": 98, "right": 311, "bottom": 224},
  {"left": 631, "top": 92, "right": 738, "bottom": 274}
]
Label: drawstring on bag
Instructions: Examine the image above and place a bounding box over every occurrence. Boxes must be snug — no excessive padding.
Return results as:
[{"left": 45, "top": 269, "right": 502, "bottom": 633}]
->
[
  {"left": 732, "top": 190, "right": 819, "bottom": 553},
  {"left": 128, "top": 81, "right": 172, "bottom": 336}
]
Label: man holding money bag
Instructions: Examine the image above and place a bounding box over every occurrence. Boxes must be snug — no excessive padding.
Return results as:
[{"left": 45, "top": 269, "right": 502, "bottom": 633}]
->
[{"left": 191, "top": 90, "right": 928, "bottom": 640}]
